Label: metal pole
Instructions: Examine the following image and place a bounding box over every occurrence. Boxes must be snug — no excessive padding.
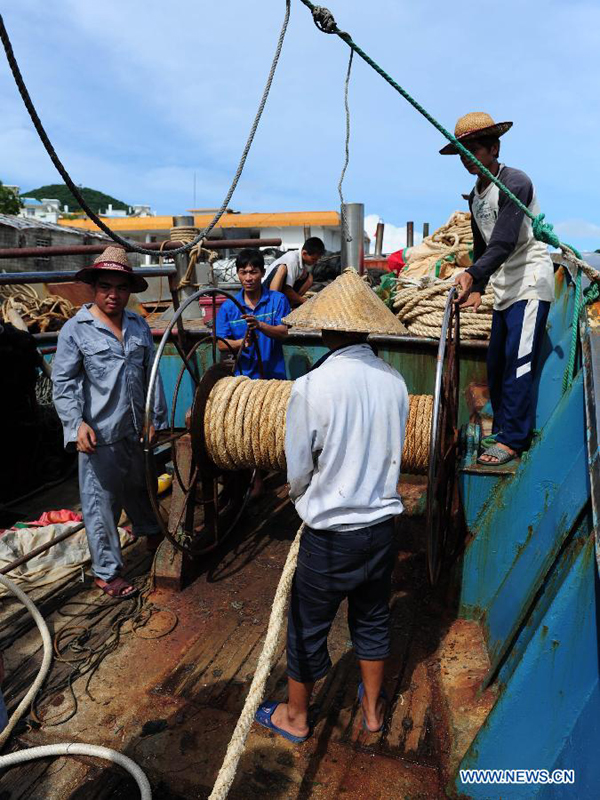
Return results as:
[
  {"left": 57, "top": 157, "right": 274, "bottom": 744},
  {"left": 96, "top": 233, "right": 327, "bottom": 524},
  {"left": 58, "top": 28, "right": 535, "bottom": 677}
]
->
[
  {"left": 171, "top": 215, "right": 203, "bottom": 321},
  {"left": 341, "top": 202, "right": 365, "bottom": 274},
  {"left": 423, "top": 222, "right": 430, "bottom": 239},
  {"left": 406, "top": 221, "right": 414, "bottom": 248},
  {"left": 0, "top": 239, "right": 283, "bottom": 260},
  {"left": 0, "top": 266, "right": 176, "bottom": 286},
  {"left": 374, "top": 220, "right": 384, "bottom": 257},
  {"left": 303, "top": 224, "right": 311, "bottom": 242}
]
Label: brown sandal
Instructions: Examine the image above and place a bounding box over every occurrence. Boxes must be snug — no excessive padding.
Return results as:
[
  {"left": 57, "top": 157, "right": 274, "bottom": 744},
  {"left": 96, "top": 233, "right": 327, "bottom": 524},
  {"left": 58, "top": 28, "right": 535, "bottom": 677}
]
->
[{"left": 95, "top": 577, "right": 138, "bottom": 599}]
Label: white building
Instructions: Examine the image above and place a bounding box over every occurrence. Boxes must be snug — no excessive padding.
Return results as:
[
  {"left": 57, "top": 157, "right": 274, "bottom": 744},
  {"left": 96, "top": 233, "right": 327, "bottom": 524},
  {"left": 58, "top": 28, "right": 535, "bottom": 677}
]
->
[{"left": 19, "top": 197, "right": 61, "bottom": 224}]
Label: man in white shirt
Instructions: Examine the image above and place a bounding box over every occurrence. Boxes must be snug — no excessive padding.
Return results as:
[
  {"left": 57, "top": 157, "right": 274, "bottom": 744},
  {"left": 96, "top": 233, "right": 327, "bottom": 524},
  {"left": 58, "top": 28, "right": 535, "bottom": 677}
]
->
[
  {"left": 254, "top": 269, "right": 409, "bottom": 743},
  {"left": 442, "top": 112, "right": 554, "bottom": 466},
  {"left": 263, "top": 237, "right": 325, "bottom": 308}
]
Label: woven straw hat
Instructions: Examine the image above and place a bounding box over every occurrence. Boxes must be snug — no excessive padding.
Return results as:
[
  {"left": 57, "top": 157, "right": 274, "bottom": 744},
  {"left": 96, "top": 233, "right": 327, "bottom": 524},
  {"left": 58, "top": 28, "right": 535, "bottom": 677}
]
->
[
  {"left": 439, "top": 111, "right": 513, "bottom": 155},
  {"left": 283, "top": 268, "right": 406, "bottom": 335},
  {"left": 75, "top": 245, "right": 148, "bottom": 292}
]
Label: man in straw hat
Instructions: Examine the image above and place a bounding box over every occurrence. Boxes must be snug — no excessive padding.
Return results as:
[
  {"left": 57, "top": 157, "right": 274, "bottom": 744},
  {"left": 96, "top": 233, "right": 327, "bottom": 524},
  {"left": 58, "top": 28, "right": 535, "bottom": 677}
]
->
[
  {"left": 52, "top": 246, "right": 168, "bottom": 599},
  {"left": 255, "top": 269, "right": 409, "bottom": 742},
  {"left": 442, "top": 112, "right": 554, "bottom": 466}
]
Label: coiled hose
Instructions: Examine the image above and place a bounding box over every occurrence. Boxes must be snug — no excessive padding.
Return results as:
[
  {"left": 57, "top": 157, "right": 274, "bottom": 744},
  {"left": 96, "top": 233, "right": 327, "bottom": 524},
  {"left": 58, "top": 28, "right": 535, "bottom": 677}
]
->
[{"left": 0, "top": 573, "right": 151, "bottom": 799}]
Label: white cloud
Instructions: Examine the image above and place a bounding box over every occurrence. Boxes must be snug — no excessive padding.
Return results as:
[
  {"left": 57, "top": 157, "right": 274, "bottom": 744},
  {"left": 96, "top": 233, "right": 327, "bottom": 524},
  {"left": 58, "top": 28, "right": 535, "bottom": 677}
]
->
[
  {"left": 364, "top": 214, "right": 422, "bottom": 255},
  {"left": 554, "top": 219, "right": 600, "bottom": 240}
]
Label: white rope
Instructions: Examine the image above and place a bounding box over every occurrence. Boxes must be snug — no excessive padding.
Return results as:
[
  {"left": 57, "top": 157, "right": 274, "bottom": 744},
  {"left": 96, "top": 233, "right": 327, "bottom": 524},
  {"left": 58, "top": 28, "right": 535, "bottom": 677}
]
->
[
  {"left": 0, "top": 572, "right": 151, "bottom": 799},
  {"left": 0, "top": 744, "right": 151, "bottom": 799},
  {"left": 0, "top": 574, "right": 53, "bottom": 749},
  {"left": 393, "top": 277, "right": 493, "bottom": 339},
  {"left": 209, "top": 523, "right": 304, "bottom": 800}
]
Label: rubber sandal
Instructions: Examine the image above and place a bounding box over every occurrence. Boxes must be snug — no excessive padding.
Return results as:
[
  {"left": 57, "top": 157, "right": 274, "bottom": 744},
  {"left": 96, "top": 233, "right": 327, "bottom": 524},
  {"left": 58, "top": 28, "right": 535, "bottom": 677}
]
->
[
  {"left": 254, "top": 700, "right": 310, "bottom": 744},
  {"left": 357, "top": 682, "right": 388, "bottom": 733},
  {"left": 95, "top": 577, "right": 138, "bottom": 600},
  {"left": 477, "top": 444, "right": 517, "bottom": 466}
]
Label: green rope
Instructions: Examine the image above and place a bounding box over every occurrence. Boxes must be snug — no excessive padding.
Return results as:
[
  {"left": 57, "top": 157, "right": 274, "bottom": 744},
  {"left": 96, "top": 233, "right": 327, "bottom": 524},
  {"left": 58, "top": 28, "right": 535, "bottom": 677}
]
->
[
  {"left": 563, "top": 269, "right": 583, "bottom": 392},
  {"left": 299, "top": 0, "right": 588, "bottom": 391},
  {"left": 299, "top": 1, "right": 582, "bottom": 256}
]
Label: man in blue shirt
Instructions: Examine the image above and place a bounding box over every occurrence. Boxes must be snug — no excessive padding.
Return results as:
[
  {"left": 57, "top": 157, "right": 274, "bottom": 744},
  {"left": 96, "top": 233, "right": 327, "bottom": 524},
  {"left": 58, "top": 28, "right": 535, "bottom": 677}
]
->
[
  {"left": 52, "top": 246, "right": 168, "bottom": 599},
  {"left": 216, "top": 249, "right": 290, "bottom": 379}
]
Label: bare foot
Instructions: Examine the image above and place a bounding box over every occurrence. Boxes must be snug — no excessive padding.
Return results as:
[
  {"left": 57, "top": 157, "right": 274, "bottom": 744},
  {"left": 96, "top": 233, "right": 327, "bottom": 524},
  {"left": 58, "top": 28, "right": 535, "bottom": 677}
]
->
[
  {"left": 362, "top": 696, "right": 385, "bottom": 733},
  {"left": 479, "top": 442, "right": 517, "bottom": 464},
  {"left": 271, "top": 702, "right": 310, "bottom": 739}
]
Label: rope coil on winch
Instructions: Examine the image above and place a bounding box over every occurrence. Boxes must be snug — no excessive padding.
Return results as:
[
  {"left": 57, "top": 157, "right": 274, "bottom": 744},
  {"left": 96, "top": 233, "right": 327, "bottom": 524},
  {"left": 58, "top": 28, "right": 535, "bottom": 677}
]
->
[{"left": 203, "top": 376, "right": 433, "bottom": 475}]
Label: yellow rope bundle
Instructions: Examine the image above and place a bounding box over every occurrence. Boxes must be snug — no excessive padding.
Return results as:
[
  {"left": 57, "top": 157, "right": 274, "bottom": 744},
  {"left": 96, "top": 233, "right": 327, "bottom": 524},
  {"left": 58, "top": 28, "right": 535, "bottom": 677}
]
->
[
  {"left": 203, "top": 377, "right": 433, "bottom": 475},
  {"left": 399, "top": 211, "right": 473, "bottom": 280},
  {"left": 393, "top": 279, "right": 493, "bottom": 339},
  {"left": 0, "top": 284, "right": 77, "bottom": 333}
]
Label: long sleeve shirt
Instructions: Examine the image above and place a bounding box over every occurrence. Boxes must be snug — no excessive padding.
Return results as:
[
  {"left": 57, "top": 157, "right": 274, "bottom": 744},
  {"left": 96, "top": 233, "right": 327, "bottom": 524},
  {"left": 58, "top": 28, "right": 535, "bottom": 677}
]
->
[
  {"left": 52, "top": 305, "right": 168, "bottom": 448},
  {"left": 285, "top": 344, "right": 409, "bottom": 531},
  {"left": 465, "top": 164, "right": 554, "bottom": 310}
]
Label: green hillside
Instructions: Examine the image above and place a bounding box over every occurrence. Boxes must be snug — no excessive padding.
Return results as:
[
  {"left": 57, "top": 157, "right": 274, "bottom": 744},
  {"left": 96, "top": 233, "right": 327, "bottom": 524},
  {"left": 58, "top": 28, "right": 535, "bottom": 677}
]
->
[{"left": 22, "top": 184, "right": 129, "bottom": 214}]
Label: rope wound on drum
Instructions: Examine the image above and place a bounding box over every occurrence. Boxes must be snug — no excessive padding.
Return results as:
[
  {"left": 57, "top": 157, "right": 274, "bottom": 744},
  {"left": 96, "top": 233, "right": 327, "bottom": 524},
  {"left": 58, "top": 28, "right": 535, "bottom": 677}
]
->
[
  {"left": 299, "top": 0, "right": 599, "bottom": 390},
  {"left": 203, "top": 376, "right": 433, "bottom": 475}
]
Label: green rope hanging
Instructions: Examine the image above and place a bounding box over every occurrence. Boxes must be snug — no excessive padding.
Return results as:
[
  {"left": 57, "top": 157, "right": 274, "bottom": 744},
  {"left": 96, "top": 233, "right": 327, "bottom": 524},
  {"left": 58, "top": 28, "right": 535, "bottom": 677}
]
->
[{"left": 299, "top": 0, "right": 593, "bottom": 390}]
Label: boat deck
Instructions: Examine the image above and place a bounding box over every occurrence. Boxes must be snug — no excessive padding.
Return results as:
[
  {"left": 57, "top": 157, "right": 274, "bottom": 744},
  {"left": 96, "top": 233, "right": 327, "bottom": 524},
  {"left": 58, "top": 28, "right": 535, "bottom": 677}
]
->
[{"left": 0, "top": 474, "right": 494, "bottom": 799}]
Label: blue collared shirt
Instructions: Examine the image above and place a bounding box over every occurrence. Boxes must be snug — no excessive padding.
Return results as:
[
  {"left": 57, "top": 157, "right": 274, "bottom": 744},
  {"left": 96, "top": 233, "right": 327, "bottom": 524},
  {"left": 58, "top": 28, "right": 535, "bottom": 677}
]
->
[
  {"left": 52, "top": 304, "right": 168, "bottom": 448},
  {"left": 216, "top": 287, "right": 290, "bottom": 379}
]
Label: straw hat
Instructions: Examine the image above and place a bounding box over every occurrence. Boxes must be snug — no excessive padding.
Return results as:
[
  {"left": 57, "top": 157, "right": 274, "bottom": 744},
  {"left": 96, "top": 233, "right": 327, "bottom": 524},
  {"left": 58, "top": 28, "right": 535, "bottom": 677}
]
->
[
  {"left": 75, "top": 245, "right": 148, "bottom": 292},
  {"left": 283, "top": 268, "right": 407, "bottom": 335},
  {"left": 439, "top": 111, "right": 513, "bottom": 155}
]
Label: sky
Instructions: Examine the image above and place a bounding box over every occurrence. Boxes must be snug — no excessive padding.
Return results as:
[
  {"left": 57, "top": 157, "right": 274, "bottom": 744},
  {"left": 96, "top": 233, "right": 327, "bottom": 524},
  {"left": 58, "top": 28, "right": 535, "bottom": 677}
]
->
[{"left": 2, "top": 1, "right": 600, "bottom": 253}]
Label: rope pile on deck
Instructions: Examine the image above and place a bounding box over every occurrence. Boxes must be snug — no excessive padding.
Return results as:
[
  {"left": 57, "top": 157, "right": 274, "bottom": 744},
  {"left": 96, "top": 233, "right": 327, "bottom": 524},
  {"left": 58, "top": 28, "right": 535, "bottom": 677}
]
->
[
  {"left": 203, "top": 376, "right": 433, "bottom": 475},
  {"left": 0, "top": 283, "right": 77, "bottom": 333},
  {"left": 393, "top": 279, "right": 493, "bottom": 339}
]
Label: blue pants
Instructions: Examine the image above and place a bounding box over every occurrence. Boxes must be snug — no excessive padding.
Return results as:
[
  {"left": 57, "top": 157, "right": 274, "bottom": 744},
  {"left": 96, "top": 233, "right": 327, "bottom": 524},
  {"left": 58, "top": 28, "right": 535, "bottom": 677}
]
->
[
  {"left": 487, "top": 299, "right": 550, "bottom": 452},
  {"left": 78, "top": 436, "right": 160, "bottom": 582},
  {"left": 287, "top": 519, "right": 395, "bottom": 683}
]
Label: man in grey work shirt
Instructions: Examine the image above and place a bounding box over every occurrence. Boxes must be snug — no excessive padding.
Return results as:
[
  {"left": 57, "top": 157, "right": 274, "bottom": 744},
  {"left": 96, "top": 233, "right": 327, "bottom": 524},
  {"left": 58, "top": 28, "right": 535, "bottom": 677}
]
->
[{"left": 52, "top": 246, "right": 168, "bottom": 599}]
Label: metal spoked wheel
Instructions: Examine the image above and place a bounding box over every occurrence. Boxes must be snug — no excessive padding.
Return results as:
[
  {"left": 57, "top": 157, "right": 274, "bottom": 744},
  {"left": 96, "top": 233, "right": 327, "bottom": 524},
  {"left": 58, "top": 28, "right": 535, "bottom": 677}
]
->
[
  {"left": 143, "top": 288, "right": 260, "bottom": 558},
  {"left": 426, "top": 287, "right": 461, "bottom": 585}
]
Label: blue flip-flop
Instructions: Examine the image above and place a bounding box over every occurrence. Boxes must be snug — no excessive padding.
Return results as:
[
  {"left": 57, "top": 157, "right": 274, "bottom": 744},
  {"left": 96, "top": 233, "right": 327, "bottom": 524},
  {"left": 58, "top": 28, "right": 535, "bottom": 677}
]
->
[
  {"left": 254, "top": 700, "right": 310, "bottom": 744},
  {"left": 357, "top": 682, "right": 388, "bottom": 733}
]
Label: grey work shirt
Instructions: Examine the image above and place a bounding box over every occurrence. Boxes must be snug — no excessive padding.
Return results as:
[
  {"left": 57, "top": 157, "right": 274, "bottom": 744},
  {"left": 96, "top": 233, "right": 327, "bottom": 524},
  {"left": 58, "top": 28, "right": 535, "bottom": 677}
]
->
[{"left": 52, "top": 304, "right": 168, "bottom": 449}]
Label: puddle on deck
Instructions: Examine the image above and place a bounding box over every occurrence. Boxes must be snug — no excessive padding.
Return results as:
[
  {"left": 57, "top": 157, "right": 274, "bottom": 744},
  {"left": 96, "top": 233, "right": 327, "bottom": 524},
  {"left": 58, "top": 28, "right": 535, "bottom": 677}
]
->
[{"left": 0, "top": 474, "right": 494, "bottom": 799}]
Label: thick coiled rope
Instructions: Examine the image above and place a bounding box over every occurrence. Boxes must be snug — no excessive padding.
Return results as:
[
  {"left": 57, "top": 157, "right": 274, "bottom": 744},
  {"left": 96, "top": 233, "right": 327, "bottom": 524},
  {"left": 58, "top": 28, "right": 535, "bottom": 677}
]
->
[
  {"left": 393, "top": 279, "right": 493, "bottom": 339},
  {"left": 203, "top": 377, "right": 433, "bottom": 475},
  {"left": 170, "top": 227, "right": 220, "bottom": 290},
  {"left": 0, "top": 284, "right": 77, "bottom": 332}
]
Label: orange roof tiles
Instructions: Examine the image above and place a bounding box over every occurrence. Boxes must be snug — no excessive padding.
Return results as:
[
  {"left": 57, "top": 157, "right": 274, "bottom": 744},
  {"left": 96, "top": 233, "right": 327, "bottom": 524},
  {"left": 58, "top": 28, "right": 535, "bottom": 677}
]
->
[{"left": 58, "top": 210, "right": 341, "bottom": 233}]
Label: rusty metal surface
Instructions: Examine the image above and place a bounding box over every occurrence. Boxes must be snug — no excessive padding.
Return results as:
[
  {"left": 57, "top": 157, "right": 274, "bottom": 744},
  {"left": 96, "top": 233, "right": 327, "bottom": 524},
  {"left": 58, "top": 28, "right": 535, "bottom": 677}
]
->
[
  {"left": 0, "top": 238, "right": 282, "bottom": 260},
  {"left": 0, "top": 476, "right": 496, "bottom": 799},
  {"left": 0, "top": 266, "right": 177, "bottom": 285}
]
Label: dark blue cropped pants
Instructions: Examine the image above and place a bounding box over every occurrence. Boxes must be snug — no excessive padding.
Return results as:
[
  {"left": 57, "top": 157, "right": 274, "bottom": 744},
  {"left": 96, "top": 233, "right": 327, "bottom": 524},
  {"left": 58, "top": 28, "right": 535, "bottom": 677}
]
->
[
  {"left": 487, "top": 299, "right": 550, "bottom": 452},
  {"left": 287, "top": 519, "right": 395, "bottom": 683}
]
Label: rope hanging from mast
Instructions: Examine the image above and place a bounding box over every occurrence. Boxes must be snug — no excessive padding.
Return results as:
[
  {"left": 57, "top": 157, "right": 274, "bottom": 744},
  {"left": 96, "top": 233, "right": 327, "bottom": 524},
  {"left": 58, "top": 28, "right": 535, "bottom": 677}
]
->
[{"left": 0, "top": 2, "right": 291, "bottom": 257}]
